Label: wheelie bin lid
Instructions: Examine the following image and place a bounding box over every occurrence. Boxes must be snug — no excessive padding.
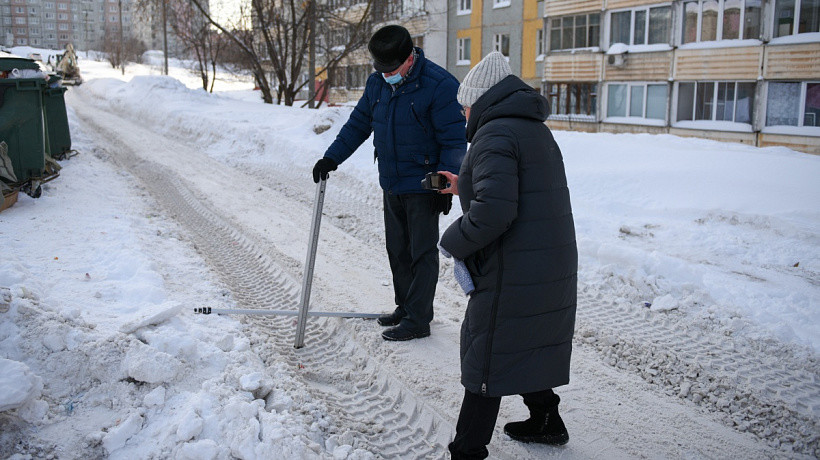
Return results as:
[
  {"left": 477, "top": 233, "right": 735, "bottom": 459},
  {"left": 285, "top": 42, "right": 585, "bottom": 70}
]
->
[{"left": 0, "top": 55, "right": 40, "bottom": 72}]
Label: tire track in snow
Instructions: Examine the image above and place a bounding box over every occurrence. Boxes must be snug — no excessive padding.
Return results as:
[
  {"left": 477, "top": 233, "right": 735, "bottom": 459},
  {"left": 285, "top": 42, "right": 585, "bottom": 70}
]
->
[
  {"left": 72, "top": 107, "right": 456, "bottom": 458},
  {"left": 576, "top": 288, "right": 820, "bottom": 456}
]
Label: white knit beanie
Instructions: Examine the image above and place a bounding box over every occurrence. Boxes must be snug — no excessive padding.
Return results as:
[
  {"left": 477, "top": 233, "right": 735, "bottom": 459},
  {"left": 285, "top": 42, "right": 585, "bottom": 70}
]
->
[{"left": 457, "top": 51, "right": 512, "bottom": 107}]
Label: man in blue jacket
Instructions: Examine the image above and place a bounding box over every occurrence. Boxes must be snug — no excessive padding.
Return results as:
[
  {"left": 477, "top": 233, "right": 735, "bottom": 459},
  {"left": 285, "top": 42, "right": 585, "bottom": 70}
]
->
[{"left": 313, "top": 25, "right": 466, "bottom": 341}]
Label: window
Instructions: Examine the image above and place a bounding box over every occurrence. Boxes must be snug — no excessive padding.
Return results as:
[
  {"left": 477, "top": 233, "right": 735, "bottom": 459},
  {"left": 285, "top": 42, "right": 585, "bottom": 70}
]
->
[
  {"left": 57, "top": 2, "right": 66, "bottom": 9},
  {"left": 766, "top": 82, "right": 820, "bottom": 127},
  {"left": 649, "top": 6, "right": 673, "bottom": 43},
  {"left": 109, "top": 5, "right": 117, "bottom": 12},
  {"left": 458, "top": 0, "right": 471, "bottom": 14},
  {"left": 493, "top": 0, "right": 511, "bottom": 8},
  {"left": 57, "top": 13, "right": 67, "bottom": 19},
  {"left": 17, "top": 27, "right": 26, "bottom": 34},
  {"left": 15, "top": 17, "right": 25, "bottom": 24},
  {"left": 607, "top": 83, "right": 668, "bottom": 120},
  {"left": 457, "top": 37, "right": 471, "bottom": 65},
  {"left": 546, "top": 82, "right": 598, "bottom": 118},
  {"left": 330, "top": 64, "right": 371, "bottom": 90},
  {"left": 493, "top": 33, "right": 510, "bottom": 57},
  {"left": 549, "top": 13, "right": 600, "bottom": 50},
  {"left": 30, "top": 17, "right": 38, "bottom": 24},
  {"left": 58, "top": 23, "right": 67, "bottom": 30},
  {"left": 683, "top": 0, "right": 762, "bottom": 43},
  {"left": 15, "top": 6, "right": 24, "bottom": 13},
  {"left": 536, "top": 28, "right": 544, "bottom": 56},
  {"left": 677, "top": 81, "right": 755, "bottom": 123},
  {"left": 774, "top": 0, "right": 820, "bottom": 37}
]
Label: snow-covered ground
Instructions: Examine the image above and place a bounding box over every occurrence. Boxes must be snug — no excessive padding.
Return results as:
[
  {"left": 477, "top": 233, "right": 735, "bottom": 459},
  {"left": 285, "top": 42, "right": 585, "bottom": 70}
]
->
[{"left": 1, "top": 51, "right": 818, "bottom": 459}]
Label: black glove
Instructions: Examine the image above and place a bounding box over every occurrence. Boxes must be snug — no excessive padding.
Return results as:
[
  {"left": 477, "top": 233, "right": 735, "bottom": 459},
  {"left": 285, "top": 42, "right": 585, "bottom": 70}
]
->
[
  {"left": 432, "top": 193, "right": 453, "bottom": 215},
  {"left": 312, "top": 157, "right": 337, "bottom": 183}
]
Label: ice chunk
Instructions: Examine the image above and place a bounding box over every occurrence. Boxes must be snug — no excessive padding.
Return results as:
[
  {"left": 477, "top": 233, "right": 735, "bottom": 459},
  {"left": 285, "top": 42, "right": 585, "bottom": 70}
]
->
[{"left": 0, "top": 358, "right": 43, "bottom": 412}]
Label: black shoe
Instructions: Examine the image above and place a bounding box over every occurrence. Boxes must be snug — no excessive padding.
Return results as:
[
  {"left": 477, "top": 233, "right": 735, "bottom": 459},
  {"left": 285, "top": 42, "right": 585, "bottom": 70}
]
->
[
  {"left": 504, "top": 405, "right": 569, "bottom": 445},
  {"left": 377, "top": 308, "right": 405, "bottom": 327},
  {"left": 381, "top": 326, "right": 430, "bottom": 341}
]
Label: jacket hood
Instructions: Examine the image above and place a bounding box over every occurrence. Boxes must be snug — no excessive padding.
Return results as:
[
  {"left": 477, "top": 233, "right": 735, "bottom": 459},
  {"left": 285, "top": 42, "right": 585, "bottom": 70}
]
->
[{"left": 465, "top": 75, "right": 550, "bottom": 142}]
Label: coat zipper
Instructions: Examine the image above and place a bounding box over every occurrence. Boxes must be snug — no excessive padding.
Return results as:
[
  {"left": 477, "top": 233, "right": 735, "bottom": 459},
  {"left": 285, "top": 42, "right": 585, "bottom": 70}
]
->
[
  {"left": 481, "top": 240, "right": 503, "bottom": 395},
  {"left": 410, "top": 102, "right": 429, "bottom": 135}
]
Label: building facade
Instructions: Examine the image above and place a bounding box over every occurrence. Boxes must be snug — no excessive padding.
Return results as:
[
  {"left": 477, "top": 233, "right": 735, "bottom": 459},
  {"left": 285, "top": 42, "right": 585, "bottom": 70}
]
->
[
  {"left": 447, "top": 0, "right": 546, "bottom": 90},
  {"left": 321, "top": 0, "right": 448, "bottom": 104},
  {"left": 541, "top": 0, "right": 820, "bottom": 154},
  {"left": 0, "top": 0, "right": 135, "bottom": 52}
]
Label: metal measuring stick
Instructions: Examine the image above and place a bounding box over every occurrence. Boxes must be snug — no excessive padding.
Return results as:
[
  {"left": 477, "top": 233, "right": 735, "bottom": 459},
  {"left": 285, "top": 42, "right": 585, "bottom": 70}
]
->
[
  {"left": 294, "top": 178, "right": 326, "bottom": 348},
  {"left": 193, "top": 307, "right": 381, "bottom": 318},
  {"left": 193, "top": 179, "right": 381, "bottom": 346}
]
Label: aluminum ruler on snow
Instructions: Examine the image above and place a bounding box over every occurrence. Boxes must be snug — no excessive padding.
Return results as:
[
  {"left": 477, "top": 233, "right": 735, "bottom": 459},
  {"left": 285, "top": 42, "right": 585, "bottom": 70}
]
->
[{"left": 194, "top": 179, "right": 380, "bottom": 348}]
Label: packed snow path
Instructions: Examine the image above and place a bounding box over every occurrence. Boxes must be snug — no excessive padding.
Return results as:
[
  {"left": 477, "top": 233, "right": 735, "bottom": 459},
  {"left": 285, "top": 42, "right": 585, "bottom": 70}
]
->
[{"left": 60, "top": 84, "right": 815, "bottom": 459}]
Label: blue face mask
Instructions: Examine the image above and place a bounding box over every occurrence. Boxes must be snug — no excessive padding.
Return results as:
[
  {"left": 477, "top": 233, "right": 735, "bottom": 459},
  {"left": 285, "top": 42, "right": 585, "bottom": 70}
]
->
[{"left": 382, "top": 72, "right": 403, "bottom": 85}]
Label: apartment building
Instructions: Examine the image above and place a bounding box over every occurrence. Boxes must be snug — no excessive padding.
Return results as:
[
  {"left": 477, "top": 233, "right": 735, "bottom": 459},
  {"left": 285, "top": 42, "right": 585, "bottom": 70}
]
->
[
  {"left": 0, "top": 0, "right": 135, "bottom": 52},
  {"left": 322, "top": 0, "right": 448, "bottom": 104},
  {"left": 542, "top": 0, "right": 819, "bottom": 154},
  {"left": 447, "top": 0, "right": 546, "bottom": 91}
]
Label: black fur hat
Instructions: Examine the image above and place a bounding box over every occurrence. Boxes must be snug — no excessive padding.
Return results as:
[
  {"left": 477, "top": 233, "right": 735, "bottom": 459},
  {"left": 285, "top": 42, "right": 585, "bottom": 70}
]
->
[{"left": 368, "top": 25, "right": 414, "bottom": 73}]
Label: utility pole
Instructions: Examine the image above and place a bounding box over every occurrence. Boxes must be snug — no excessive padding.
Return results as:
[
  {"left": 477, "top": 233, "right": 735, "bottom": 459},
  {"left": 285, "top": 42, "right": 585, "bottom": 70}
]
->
[
  {"left": 118, "top": 0, "right": 124, "bottom": 75},
  {"left": 162, "top": 0, "right": 168, "bottom": 75},
  {"left": 308, "top": 0, "right": 315, "bottom": 109}
]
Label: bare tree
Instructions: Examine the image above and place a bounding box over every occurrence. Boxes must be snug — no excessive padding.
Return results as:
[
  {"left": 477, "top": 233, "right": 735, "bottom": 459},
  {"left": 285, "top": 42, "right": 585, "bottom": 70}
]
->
[
  {"left": 102, "top": 28, "right": 123, "bottom": 69},
  {"left": 168, "top": 0, "right": 225, "bottom": 92},
  {"left": 102, "top": 29, "right": 146, "bottom": 69},
  {"left": 187, "top": 0, "right": 374, "bottom": 106}
]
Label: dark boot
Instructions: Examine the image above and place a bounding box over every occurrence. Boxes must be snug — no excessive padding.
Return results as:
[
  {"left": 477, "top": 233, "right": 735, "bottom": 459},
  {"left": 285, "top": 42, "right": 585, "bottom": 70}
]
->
[
  {"left": 504, "top": 392, "right": 569, "bottom": 445},
  {"left": 377, "top": 306, "right": 405, "bottom": 326},
  {"left": 381, "top": 324, "right": 430, "bottom": 341}
]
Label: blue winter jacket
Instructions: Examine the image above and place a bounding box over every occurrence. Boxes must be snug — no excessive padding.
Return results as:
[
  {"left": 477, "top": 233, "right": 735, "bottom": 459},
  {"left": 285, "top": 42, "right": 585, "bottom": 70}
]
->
[{"left": 323, "top": 49, "right": 467, "bottom": 194}]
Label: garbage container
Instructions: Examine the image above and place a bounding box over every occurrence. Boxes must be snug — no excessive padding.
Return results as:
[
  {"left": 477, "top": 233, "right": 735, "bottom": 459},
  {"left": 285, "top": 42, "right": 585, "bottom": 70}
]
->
[
  {"left": 42, "top": 82, "right": 71, "bottom": 160},
  {"left": 0, "top": 56, "right": 53, "bottom": 196}
]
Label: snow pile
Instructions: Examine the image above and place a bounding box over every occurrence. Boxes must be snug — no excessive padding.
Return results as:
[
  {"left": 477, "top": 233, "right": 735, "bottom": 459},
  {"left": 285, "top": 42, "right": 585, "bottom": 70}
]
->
[{"left": 80, "top": 75, "right": 377, "bottom": 179}]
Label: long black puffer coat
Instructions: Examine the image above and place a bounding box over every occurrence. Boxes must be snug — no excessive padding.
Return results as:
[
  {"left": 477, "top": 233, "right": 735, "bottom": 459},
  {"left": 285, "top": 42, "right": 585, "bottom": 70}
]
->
[{"left": 440, "top": 75, "right": 577, "bottom": 397}]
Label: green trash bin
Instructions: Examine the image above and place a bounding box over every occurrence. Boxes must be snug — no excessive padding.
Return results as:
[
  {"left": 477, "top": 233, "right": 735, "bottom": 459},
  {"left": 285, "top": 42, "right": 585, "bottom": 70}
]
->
[
  {"left": 43, "top": 84, "right": 71, "bottom": 160},
  {"left": 0, "top": 56, "right": 51, "bottom": 196}
]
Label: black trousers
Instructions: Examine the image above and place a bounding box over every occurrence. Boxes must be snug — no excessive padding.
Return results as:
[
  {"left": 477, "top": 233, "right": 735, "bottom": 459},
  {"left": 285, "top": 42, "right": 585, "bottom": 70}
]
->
[
  {"left": 383, "top": 191, "right": 440, "bottom": 332},
  {"left": 448, "top": 388, "right": 556, "bottom": 459}
]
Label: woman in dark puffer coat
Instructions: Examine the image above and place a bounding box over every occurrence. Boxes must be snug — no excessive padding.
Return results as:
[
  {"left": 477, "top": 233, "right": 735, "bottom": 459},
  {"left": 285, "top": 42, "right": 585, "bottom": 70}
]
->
[{"left": 438, "top": 52, "right": 577, "bottom": 459}]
